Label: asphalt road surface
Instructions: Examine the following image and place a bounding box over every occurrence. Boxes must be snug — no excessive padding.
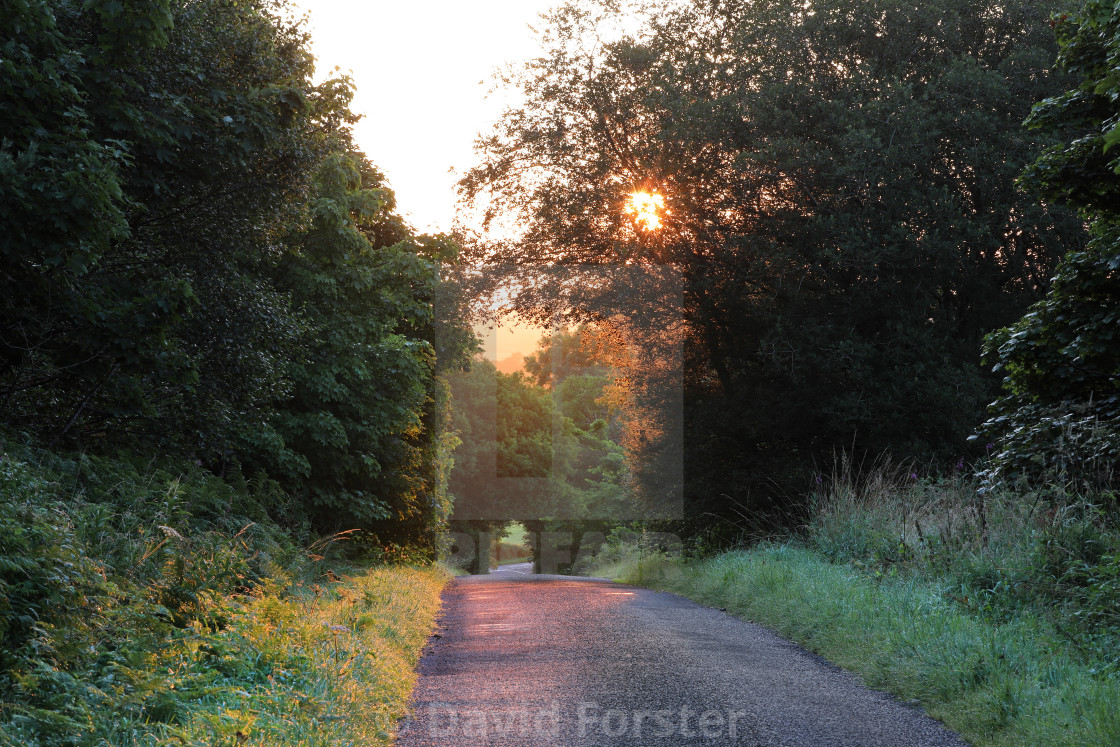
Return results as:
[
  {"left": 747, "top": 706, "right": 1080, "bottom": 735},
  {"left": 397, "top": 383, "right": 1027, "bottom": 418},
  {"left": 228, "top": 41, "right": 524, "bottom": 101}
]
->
[{"left": 395, "top": 565, "right": 967, "bottom": 746}]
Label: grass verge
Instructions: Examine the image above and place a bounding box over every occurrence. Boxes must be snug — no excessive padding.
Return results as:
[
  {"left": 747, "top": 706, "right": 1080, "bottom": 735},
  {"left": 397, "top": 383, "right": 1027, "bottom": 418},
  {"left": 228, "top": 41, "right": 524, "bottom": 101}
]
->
[
  {"left": 591, "top": 545, "right": 1120, "bottom": 747},
  {"left": 160, "top": 562, "right": 450, "bottom": 746}
]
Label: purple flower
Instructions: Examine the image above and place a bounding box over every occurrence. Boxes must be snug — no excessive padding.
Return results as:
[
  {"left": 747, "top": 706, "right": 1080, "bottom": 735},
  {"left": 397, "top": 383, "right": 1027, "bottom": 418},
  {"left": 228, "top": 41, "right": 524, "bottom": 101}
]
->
[
  {"left": 910, "top": 473, "right": 918, "bottom": 480},
  {"left": 955, "top": 458, "right": 964, "bottom": 471},
  {"left": 985, "top": 442, "right": 995, "bottom": 452}
]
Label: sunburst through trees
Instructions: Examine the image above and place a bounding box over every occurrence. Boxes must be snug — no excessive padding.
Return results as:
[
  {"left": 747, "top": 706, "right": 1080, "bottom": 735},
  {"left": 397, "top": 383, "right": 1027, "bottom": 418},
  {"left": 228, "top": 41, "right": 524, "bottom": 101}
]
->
[
  {"left": 625, "top": 191, "right": 667, "bottom": 232},
  {"left": 459, "top": 0, "right": 1086, "bottom": 541}
]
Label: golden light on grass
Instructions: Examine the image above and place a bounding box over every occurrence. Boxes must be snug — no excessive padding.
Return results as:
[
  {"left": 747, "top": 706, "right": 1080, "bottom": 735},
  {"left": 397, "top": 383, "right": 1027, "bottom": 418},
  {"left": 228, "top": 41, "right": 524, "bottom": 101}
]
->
[{"left": 625, "top": 190, "right": 667, "bottom": 231}]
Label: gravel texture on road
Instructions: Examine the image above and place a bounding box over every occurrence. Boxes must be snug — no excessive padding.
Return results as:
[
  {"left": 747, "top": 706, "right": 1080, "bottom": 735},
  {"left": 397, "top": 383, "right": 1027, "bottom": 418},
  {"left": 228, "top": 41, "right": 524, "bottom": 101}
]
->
[{"left": 395, "top": 566, "right": 967, "bottom": 746}]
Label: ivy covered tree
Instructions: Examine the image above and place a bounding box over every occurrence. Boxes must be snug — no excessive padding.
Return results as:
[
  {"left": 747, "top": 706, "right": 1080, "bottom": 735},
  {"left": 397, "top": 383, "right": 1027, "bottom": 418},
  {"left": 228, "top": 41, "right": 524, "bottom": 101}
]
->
[{"left": 982, "top": 0, "right": 1120, "bottom": 490}]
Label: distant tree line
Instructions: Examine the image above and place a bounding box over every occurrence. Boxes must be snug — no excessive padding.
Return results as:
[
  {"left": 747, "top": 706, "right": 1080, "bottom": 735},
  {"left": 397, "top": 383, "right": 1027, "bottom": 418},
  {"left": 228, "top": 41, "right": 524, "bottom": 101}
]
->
[
  {"left": 447, "top": 328, "right": 629, "bottom": 571},
  {"left": 0, "top": 0, "right": 472, "bottom": 550},
  {"left": 459, "top": 0, "right": 1103, "bottom": 543}
]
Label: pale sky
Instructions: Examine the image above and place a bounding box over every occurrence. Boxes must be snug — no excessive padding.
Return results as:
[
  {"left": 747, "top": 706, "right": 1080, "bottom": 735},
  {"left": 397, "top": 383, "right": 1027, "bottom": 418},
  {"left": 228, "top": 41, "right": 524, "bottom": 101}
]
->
[
  {"left": 289, "top": 0, "right": 562, "bottom": 361},
  {"left": 291, "top": 0, "right": 559, "bottom": 235}
]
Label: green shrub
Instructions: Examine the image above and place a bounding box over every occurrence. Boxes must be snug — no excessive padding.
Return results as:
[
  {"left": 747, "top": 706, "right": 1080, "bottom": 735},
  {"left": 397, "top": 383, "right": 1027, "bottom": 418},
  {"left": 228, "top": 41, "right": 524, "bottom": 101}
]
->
[
  {"left": 0, "top": 438, "right": 450, "bottom": 745},
  {"left": 0, "top": 441, "right": 309, "bottom": 744},
  {"left": 803, "top": 460, "right": 1120, "bottom": 670}
]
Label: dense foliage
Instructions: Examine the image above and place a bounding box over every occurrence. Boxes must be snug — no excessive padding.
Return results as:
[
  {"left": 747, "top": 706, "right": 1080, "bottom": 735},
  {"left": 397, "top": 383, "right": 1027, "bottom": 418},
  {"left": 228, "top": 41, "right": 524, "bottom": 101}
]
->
[
  {"left": 0, "top": 4, "right": 467, "bottom": 736},
  {"left": 3, "top": 0, "right": 311, "bottom": 448},
  {"left": 262, "top": 152, "right": 463, "bottom": 545},
  {"left": 0, "top": 443, "right": 446, "bottom": 745},
  {"left": 461, "top": 0, "right": 1086, "bottom": 540},
  {"left": 0, "top": 0, "right": 471, "bottom": 548},
  {"left": 0, "top": 444, "right": 289, "bottom": 741},
  {"left": 982, "top": 0, "right": 1120, "bottom": 491}
]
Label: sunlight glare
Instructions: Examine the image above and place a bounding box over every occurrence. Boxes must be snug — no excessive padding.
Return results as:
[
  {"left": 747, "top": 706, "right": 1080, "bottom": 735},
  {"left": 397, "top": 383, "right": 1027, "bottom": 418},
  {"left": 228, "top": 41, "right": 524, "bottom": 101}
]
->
[{"left": 625, "top": 191, "right": 667, "bottom": 231}]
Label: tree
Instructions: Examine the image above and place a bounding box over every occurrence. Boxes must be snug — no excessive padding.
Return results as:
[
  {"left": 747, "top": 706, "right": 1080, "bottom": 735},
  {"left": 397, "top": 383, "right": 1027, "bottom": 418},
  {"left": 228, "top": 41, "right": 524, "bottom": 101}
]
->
[
  {"left": 0, "top": 0, "right": 330, "bottom": 456},
  {"left": 981, "top": 0, "right": 1120, "bottom": 490},
  {"left": 523, "top": 325, "right": 609, "bottom": 389},
  {"left": 256, "top": 152, "right": 439, "bottom": 542},
  {"left": 448, "top": 359, "right": 576, "bottom": 519},
  {"left": 461, "top": 0, "right": 1085, "bottom": 538},
  {"left": 1, "top": 0, "right": 475, "bottom": 552},
  {"left": 0, "top": 0, "right": 178, "bottom": 441},
  {"left": 446, "top": 328, "right": 633, "bottom": 572}
]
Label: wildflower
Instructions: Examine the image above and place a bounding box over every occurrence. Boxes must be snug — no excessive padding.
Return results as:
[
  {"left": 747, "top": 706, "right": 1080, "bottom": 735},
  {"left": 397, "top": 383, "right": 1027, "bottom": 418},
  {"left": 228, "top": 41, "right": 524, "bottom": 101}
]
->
[{"left": 910, "top": 473, "right": 918, "bottom": 480}]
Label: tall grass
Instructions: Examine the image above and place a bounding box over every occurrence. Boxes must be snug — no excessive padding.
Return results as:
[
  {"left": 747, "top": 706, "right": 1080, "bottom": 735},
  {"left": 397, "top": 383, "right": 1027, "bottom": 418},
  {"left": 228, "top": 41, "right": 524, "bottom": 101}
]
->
[
  {"left": 0, "top": 442, "right": 448, "bottom": 745},
  {"left": 808, "top": 455, "right": 1120, "bottom": 668},
  {"left": 161, "top": 563, "right": 448, "bottom": 746}
]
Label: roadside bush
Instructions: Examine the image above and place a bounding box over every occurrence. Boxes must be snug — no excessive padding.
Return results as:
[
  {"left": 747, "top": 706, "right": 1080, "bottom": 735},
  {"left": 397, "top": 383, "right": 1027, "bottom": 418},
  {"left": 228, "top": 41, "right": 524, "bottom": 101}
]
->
[
  {"left": 805, "top": 459, "right": 1120, "bottom": 671},
  {"left": 0, "top": 440, "right": 306, "bottom": 744}
]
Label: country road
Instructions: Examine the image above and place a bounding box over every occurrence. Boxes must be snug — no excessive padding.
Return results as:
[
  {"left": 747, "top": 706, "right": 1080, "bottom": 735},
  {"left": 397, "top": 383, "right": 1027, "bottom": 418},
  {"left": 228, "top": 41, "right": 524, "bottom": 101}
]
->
[{"left": 395, "top": 567, "right": 967, "bottom": 746}]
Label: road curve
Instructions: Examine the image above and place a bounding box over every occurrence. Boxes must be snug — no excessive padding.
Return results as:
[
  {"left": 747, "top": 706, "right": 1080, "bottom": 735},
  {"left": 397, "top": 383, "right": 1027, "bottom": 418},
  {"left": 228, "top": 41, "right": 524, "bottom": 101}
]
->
[{"left": 395, "top": 567, "right": 966, "bottom": 746}]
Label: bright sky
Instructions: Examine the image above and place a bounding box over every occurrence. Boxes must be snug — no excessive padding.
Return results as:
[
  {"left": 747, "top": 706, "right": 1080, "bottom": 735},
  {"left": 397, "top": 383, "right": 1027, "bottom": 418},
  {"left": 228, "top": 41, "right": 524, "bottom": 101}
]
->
[
  {"left": 290, "top": 0, "right": 562, "bottom": 361},
  {"left": 291, "top": 0, "right": 559, "bottom": 235}
]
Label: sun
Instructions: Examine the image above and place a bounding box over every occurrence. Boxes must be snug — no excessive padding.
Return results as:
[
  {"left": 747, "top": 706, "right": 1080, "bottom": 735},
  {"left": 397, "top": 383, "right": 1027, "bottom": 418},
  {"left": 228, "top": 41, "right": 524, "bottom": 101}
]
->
[{"left": 625, "top": 191, "right": 667, "bottom": 231}]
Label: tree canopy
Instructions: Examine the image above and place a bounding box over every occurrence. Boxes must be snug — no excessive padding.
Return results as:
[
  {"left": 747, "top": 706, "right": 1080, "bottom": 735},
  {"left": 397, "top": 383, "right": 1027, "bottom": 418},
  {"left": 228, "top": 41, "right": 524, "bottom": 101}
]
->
[
  {"left": 981, "top": 0, "right": 1120, "bottom": 491},
  {"left": 0, "top": 0, "right": 472, "bottom": 551},
  {"left": 447, "top": 336, "right": 628, "bottom": 524},
  {"left": 460, "top": 0, "right": 1086, "bottom": 538}
]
